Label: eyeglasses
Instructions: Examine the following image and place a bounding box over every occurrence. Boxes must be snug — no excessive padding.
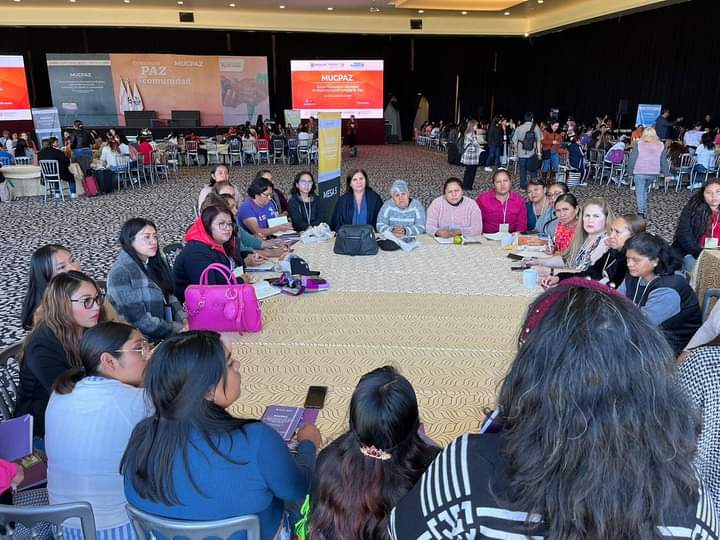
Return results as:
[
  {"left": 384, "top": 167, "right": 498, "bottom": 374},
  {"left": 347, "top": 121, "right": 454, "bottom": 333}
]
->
[
  {"left": 214, "top": 221, "right": 234, "bottom": 230},
  {"left": 70, "top": 293, "right": 105, "bottom": 310},
  {"left": 298, "top": 180, "right": 313, "bottom": 186},
  {"left": 116, "top": 340, "right": 153, "bottom": 358},
  {"left": 259, "top": 191, "right": 273, "bottom": 198}
]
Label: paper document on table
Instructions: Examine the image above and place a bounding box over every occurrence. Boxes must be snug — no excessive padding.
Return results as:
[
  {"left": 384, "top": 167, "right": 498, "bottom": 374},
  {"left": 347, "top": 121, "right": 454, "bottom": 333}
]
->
[
  {"left": 381, "top": 230, "right": 419, "bottom": 251},
  {"left": 267, "top": 216, "right": 289, "bottom": 227},
  {"left": 252, "top": 281, "right": 282, "bottom": 299}
]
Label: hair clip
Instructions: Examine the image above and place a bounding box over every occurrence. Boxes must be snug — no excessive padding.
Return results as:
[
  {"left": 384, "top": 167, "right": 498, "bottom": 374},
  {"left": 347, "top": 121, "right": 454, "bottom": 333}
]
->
[{"left": 359, "top": 445, "right": 392, "bottom": 461}]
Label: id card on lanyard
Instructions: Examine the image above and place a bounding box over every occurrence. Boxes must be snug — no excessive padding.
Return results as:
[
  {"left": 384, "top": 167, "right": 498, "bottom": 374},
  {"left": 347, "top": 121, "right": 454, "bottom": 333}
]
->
[
  {"left": 499, "top": 199, "right": 509, "bottom": 233},
  {"left": 705, "top": 214, "right": 720, "bottom": 249}
]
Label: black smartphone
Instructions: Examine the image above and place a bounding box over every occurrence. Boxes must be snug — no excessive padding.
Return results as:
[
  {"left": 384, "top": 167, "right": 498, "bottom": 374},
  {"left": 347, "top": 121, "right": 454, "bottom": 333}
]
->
[
  {"left": 511, "top": 263, "right": 526, "bottom": 271},
  {"left": 304, "top": 386, "right": 328, "bottom": 409},
  {"left": 507, "top": 253, "right": 524, "bottom": 261}
]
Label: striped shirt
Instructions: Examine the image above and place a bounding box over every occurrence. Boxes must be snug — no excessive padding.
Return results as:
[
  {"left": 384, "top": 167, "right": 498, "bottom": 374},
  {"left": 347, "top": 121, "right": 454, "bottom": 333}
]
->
[
  {"left": 389, "top": 432, "right": 719, "bottom": 539},
  {"left": 376, "top": 198, "right": 427, "bottom": 237}
]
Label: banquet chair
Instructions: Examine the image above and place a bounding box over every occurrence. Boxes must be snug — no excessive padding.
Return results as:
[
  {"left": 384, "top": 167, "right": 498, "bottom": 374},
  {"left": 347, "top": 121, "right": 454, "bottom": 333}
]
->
[
  {"left": 206, "top": 142, "right": 221, "bottom": 165},
  {"left": 39, "top": 159, "right": 67, "bottom": 203},
  {"left": 228, "top": 139, "right": 242, "bottom": 166},
  {"left": 162, "top": 243, "right": 183, "bottom": 269},
  {"left": 126, "top": 505, "right": 260, "bottom": 540},
  {"left": 0, "top": 341, "right": 22, "bottom": 421},
  {"left": 287, "top": 138, "right": 299, "bottom": 164},
  {"left": 297, "top": 140, "right": 310, "bottom": 165},
  {"left": 165, "top": 146, "right": 180, "bottom": 179},
  {"left": 185, "top": 140, "right": 201, "bottom": 167},
  {"left": 0, "top": 156, "right": 12, "bottom": 166},
  {"left": 256, "top": 139, "right": 270, "bottom": 164},
  {"left": 272, "top": 139, "right": 285, "bottom": 164},
  {"left": 115, "top": 155, "right": 135, "bottom": 191},
  {"left": 13, "top": 157, "right": 31, "bottom": 165},
  {"left": 153, "top": 151, "right": 170, "bottom": 184},
  {"left": 672, "top": 153, "right": 695, "bottom": 192},
  {"left": 309, "top": 142, "right": 319, "bottom": 164},
  {"left": 242, "top": 140, "right": 257, "bottom": 164},
  {"left": 0, "top": 502, "right": 96, "bottom": 540}
]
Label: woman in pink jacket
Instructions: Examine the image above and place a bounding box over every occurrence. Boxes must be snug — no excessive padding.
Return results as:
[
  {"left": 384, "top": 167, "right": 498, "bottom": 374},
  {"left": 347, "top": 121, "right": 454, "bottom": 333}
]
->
[{"left": 475, "top": 169, "right": 527, "bottom": 234}]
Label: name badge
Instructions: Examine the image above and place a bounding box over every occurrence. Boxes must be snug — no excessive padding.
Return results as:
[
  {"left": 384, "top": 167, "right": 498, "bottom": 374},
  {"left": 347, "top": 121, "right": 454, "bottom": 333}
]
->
[
  {"left": 499, "top": 223, "right": 510, "bottom": 234},
  {"left": 705, "top": 237, "right": 719, "bottom": 249}
]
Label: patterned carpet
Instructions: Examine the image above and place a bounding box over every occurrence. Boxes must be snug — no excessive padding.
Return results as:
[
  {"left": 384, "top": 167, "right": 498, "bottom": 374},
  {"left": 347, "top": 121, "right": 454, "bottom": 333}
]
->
[{"left": 0, "top": 142, "right": 691, "bottom": 349}]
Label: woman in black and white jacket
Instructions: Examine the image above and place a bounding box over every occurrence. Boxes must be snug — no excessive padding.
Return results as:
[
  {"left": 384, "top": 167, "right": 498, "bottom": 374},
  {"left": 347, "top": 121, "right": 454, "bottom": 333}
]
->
[{"left": 107, "top": 218, "right": 185, "bottom": 343}]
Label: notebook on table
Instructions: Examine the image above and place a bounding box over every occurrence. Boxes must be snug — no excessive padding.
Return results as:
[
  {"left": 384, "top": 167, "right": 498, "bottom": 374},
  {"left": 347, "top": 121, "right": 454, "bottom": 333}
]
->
[{"left": 0, "top": 414, "right": 47, "bottom": 490}]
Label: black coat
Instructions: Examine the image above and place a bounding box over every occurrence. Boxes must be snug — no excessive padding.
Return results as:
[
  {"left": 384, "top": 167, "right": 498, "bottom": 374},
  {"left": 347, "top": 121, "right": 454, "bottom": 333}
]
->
[
  {"left": 672, "top": 204, "right": 704, "bottom": 258},
  {"left": 330, "top": 190, "right": 383, "bottom": 232},
  {"left": 288, "top": 195, "right": 321, "bottom": 232},
  {"left": 38, "top": 147, "right": 74, "bottom": 182},
  {"left": 173, "top": 241, "right": 238, "bottom": 303},
  {"left": 14, "top": 324, "right": 69, "bottom": 437},
  {"left": 558, "top": 249, "right": 628, "bottom": 289}
]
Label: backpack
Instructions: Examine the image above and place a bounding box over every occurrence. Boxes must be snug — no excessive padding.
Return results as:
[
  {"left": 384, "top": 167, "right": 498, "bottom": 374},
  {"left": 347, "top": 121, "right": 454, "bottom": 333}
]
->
[
  {"left": 521, "top": 124, "right": 537, "bottom": 152},
  {"left": 607, "top": 149, "right": 625, "bottom": 164}
]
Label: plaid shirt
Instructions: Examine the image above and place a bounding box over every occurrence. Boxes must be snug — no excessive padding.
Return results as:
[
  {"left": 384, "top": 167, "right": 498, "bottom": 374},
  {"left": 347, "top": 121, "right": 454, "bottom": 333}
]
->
[{"left": 460, "top": 133, "right": 483, "bottom": 165}]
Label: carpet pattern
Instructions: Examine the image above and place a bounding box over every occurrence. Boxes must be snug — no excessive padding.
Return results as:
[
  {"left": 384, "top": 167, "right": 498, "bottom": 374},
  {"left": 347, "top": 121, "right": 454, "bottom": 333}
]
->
[
  {"left": 228, "top": 292, "right": 530, "bottom": 447},
  {"left": 0, "top": 143, "right": 693, "bottom": 349}
]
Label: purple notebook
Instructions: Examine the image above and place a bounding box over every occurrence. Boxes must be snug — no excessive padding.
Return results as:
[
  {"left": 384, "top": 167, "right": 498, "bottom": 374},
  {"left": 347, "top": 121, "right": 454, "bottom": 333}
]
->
[
  {"left": 261, "top": 406, "right": 305, "bottom": 441},
  {"left": 0, "top": 414, "right": 33, "bottom": 461}
]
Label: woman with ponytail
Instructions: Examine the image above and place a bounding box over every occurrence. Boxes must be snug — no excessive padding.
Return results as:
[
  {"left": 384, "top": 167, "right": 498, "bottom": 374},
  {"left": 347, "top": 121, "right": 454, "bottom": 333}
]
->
[
  {"left": 45, "top": 322, "right": 150, "bottom": 540},
  {"left": 15, "top": 271, "right": 107, "bottom": 438},
  {"left": 310, "top": 366, "right": 439, "bottom": 540}
]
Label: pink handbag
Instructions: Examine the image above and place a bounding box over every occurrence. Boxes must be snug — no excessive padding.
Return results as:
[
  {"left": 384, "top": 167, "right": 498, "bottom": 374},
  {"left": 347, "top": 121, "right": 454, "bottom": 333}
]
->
[{"left": 184, "top": 263, "right": 262, "bottom": 333}]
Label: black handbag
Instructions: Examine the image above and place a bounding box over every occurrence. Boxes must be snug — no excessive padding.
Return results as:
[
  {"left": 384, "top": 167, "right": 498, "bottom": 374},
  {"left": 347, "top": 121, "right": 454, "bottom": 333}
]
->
[{"left": 333, "top": 225, "right": 378, "bottom": 256}]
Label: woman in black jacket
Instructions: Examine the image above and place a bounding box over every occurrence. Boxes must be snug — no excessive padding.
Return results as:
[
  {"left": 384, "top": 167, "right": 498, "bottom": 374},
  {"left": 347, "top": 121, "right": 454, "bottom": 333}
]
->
[
  {"left": 173, "top": 205, "right": 245, "bottom": 303},
  {"left": 15, "top": 271, "right": 107, "bottom": 437},
  {"left": 288, "top": 171, "right": 321, "bottom": 232},
  {"left": 330, "top": 169, "right": 383, "bottom": 232},
  {"left": 541, "top": 214, "right": 646, "bottom": 289},
  {"left": 673, "top": 178, "right": 720, "bottom": 272}
]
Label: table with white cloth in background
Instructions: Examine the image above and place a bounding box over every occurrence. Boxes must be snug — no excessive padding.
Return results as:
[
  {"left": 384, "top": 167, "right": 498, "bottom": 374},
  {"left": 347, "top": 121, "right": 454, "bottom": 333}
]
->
[{"left": 1, "top": 165, "right": 43, "bottom": 197}]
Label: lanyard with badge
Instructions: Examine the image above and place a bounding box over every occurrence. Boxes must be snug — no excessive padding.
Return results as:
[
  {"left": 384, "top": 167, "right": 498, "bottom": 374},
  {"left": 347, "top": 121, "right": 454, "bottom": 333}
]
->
[
  {"left": 499, "top": 199, "right": 510, "bottom": 233},
  {"left": 705, "top": 213, "right": 720, "bottom": 249}
]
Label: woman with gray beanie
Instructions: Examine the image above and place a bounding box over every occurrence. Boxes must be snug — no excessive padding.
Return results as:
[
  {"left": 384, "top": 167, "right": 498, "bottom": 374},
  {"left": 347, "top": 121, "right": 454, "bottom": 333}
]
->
[{"left": 376, "top": 180, "right": 427, "bottom": 238}]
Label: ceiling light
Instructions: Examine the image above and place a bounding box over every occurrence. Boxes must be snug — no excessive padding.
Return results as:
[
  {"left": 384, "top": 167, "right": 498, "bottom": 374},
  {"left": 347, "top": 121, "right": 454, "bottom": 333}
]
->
[
  {"left": 461, "top": 10, "right": 467, "bottom": 15},
  {"left": 524, "top": 32, "right": 529, "bottom": 37},
  {"left": 13, "top": 0, "right": 21, "bottom": 3},
  {"left": 537, "top": 0, "right": 544, "bottom": 3},
  {"left": 417, "top": 9, "right": 424, "bottom": 13},
  {"left": 229, "top": 2, "right": 236, "bottom": 5},
  {"left": 370, "top": 6, "right": 380, "bottom": 12},
  {"left": 177, "top": 1, "right": 183, "bottom": 4},
  {"left": 123, "top": 0, "right": 130, "bottom": 3},
  {"left": 279, "top": 4, "right": 286, "bottom": 7},
  {"left": 504, "top": 11, "right": 510, "bottom": 15},
  {"left": 327, "top": 6, "right": 333, "bottom": 10},
  {"left": 69, "top": 0, "right": 77, "bottom": 3}
]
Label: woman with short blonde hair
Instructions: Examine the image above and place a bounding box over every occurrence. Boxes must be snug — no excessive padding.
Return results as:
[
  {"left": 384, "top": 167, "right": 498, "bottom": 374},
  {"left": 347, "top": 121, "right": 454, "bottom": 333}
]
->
[{"left": 629, "top": 126, "right": 672, "bottom": 216}]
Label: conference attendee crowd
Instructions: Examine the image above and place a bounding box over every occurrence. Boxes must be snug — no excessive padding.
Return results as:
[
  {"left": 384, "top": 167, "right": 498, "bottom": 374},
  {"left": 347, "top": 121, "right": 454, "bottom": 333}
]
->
[{"left": 5, "top": 114, "right": 720, "bottom": 540}]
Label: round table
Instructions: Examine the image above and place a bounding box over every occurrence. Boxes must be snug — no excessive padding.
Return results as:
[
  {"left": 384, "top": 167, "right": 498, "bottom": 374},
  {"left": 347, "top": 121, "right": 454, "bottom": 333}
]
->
[{"left": 1, "top": 165, "right": 43, "bottom": 197}]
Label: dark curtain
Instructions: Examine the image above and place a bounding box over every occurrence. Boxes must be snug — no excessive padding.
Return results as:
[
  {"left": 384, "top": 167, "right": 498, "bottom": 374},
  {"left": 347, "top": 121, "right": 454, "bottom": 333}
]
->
[{"left": 0, "top": 0, "right": 716, "bottom": 136}]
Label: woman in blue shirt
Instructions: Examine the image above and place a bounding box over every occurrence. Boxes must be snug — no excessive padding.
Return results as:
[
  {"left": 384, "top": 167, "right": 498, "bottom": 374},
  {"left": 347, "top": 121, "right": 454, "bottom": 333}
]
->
[
  {"left": 121, "top": 331, "right": 322, "bottom": 540},
  {"left": 330, "top": 169, "right": 383, "bottom": 231}
]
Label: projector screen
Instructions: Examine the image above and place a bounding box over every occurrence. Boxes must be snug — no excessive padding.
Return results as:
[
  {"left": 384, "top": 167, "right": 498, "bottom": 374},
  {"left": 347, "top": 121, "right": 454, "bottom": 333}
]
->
[
  {"left": 0, "top": 55, "right": 32, "bottom": 121},
  {"left": 291, "top": 60, "right": 383, "bottom": 119}
]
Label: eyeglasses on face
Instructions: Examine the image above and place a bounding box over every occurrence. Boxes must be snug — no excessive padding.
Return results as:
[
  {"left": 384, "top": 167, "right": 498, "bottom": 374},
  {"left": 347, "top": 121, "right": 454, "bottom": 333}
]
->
[
  {"left": 70, "top": 293, "right": 105, "bottom": 310},
  {"left": 259, "top": 191, "right": 273, "bottom": 198},
  {"left": 214, "top": 221, "right": 234, "bottom": 230},
  {"left": 116, "top": 340, "right": 153, "bottom": 358}
]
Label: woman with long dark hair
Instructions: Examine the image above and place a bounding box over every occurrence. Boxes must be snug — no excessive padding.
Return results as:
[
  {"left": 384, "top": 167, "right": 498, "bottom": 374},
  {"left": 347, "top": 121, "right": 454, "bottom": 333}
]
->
[
  {"left": 621, "top": 232, "right": 702, "bottom": 354},
  {"left": 47, "top": 322, "right": 149, "bottom": 540},
  {"left": 173, "top": 205, "right": 244, "bottom": 303},
  {"left": 121, "top": 331, "right": 321, "bottom": 540},
  {"left": 310, "top": 366, "right": 438, "bottom": 539},
  {"left": 391, "top": 279, "right": 718, "bottom": 538},
  {"left": 107, "top": 218, "right": 185, "bottom": 343},
  {"left": 21, "top": 244, "right": 80, "bottom": 330},
  {"left": 288, "top": 171, "right": 321, "bottom": 232},
  {"left": 673, "top": 178, "right": 720, "bottom": 272},
  {"left": 330, "top": 169, "right": 383, "bottom": 231},
  {"left": 15, "top": 271, "right": 107, "bottom": 437}
]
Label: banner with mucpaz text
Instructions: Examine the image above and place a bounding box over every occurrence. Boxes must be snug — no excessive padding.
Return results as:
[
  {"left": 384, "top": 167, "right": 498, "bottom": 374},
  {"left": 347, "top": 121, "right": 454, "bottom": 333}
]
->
[
  {"left": 318, "top": 112, "right": 342, "bottom": 224},
  {"left": 46, "top": 53, "right": 270, "bottom": 127}
]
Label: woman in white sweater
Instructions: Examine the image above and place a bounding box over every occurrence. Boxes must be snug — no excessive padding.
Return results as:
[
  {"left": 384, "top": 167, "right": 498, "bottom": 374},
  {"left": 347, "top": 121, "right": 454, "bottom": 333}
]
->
[{"left": 45, "top": 322, "right": 150, "bottom": 540}]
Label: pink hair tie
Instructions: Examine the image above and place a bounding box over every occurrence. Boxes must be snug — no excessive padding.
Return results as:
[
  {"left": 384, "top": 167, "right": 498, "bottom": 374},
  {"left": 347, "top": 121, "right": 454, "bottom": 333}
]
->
[{"left": 359, "top": 445, "right": 392, "bottom": 461}]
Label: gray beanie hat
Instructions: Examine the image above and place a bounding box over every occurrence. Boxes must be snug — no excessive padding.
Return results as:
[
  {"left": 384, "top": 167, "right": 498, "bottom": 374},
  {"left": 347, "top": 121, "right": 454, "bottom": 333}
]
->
[{"left": 390, "top": 179, "right": 409, "bottom": 194}]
